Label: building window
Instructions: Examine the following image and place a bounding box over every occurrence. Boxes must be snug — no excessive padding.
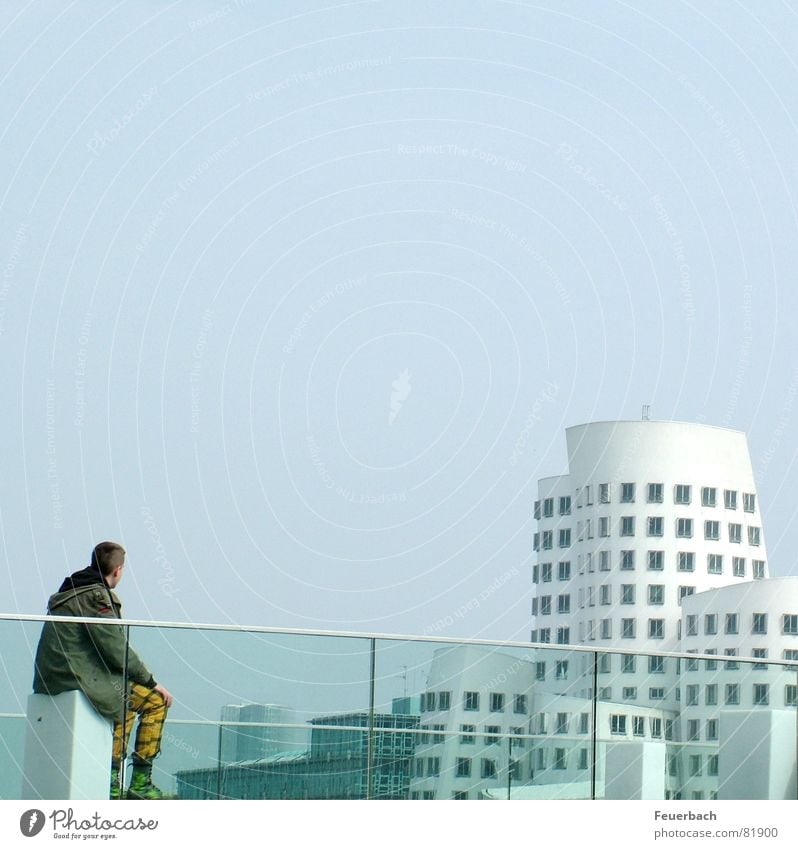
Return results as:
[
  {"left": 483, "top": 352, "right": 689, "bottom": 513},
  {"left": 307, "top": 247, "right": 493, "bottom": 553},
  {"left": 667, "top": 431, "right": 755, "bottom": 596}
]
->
[
  {"left": 708, "top": 755, "right": 719, "bottom": 777},
  {"left": 555, "top": 712, "right": 569, "bottom": 734},
  {"left": 539, "top": 595, "right": 551, "bottom": 616},
  {"left": 427, "top": 757, "right": 440, "bottom": 777},
  {"left": 724, "top": 489, "right": 737, "bottom": 510},
  {"left": 648, "top": 619, "right": 664, "bottom": 639},
  {"left": 514, "top": 694, "right": 528, "bottom": 714},
  {"left": 687, "top": 718, "right": 700, "bottom": 740},
  {"left": 689, "top": 755, "right": 702, "bottom": 777},
  {"left": 743, "top": 492, "right": 756, "bottom": 513},
  {"left": 484, "top": 725, "right": 501, "bottom": 745},
  {"left": 686, "top": 652, "right": 699, "bottom": 671},
  {"left": 648, "top": 584, "right": 664, "bottom": 605},
  {"left": 674, "top": 484, "right": 691, "bottom": 504},
  {"left": 600, "top": 618, "right": 612, "bottom": 639},
  {"left": 464, "top": 691, "right": 479, "bottom": 711},
  {"left": 702, "top": 486, "right": 717, "bottom": 507},
  {"left": 707, "top": 554, "right": 723, "bottom": 574},
  {"left": 646, "top": 516, "right": 663, "bottom": 537},
  {"left": 553, "top": 748, "right": 567, "bottom": 770},
  {"left": 705, "top": 684, "right": 717, "bottom": 706},
  {"left": 620, "top": 482, "right": 635, "bottom": 503},
  {"left": 622, "top": 654, "right": 636, "bottom": 673},
  {"left": 600, "top": 584, "right": 611, "bottom": 605},
  {"left": 785, "top": 685, "right": 798, "bottom": 707},
  {"left": 538, "top": 628, "right": 550, "bottom": 643},
  {"left": 610, "top": 714, "right": 627, "bottom": 735},
  {"left": 753, "top": 613, "right": 768, "bottom": 634},
  {"left": 531, "top": 598, "right": 538, "bottom": 616},
  {"left": 685, "top": 684, "right": 699, "bottom": 706},
  {"left": 598, "top": 482, "right": 610, "bottom": 504},
  {"left": 752, "top": 648, "right": 768, "bottom": 669},
  {"left": 557, "top": 560, "right": 571, "bottom": 581},
  {"left": 685, "top": 614, "right": 697, "bottom": 637},
  {"left": 648, "top": 655, "right": 665, "bottom": 674},
  {"left": 704, "top": 649, "right": 717, "bottom": 671},
  {"left": 647, "top": 550, "right": 664, "bottom": 571},
  {"left": 489, "top": 693, "right": 505, "bottom": 712},
  {"left": 648, "top": 482, "right": 664, "bottom": 503},
  {"left": 535, "top": 662, "right": 546, "bottom": 680},
  {"left": 558, "top": 594, "right": 570, "bottom": 614},
  {"left": 598, "top": 516, "right": 610, "bottom": 538},
  {"left": 438, "top": 691, "right": 451, "bottom": 710},
  {"left": 754, "top": 684, "right": 769, "bottom": 706},
  {"left": 753, "top": 560, "right": 766, "bottom": 579},
  {"left": 541, "top": 563, "right": 552, "bottom": 582},
  {"left": 733, "top": 556, "right": 746, "bottom": 577},
  {"left": 556, "top": 627, "right": 570, "bottom": 645},
  {"left": 620, "top": 550, "right": 635, "bottom": 570},
  {"left": 783, "top": 614, "right": 798, "bottom": 635},
  {"left": 559, "top": 529, "right": 571, "bottom": 548},
  {"left": 620, "top": 516, "right": 635, "bottom": 537},
  {"left": 623, "top": 687, "right": 638, "bottom": 701},
  {"left": 597, "top": 653, "right": 611, "bottom": 673},
  {"left": 704, "top": 614, "right": 717, "bottom": 635},
  {"left": 542, "top": 498, "right": 554, "bottom": 517},
  {"left": 460, "top": 724, "right": 476, "bottom": 743},
  {"left": 748, "top": 526, "right": 761, "bottom": 546},
  {"left": 481, "top": 759, "right": 497, "bottom": 779},
  {"left": 452, "top": 791, "right": 468, "bottom": 800},
  {"left": 728, "top": 523, "right": 742, "bottom": 544},
  {"left": 555, "top": 660, "right": 569, "bottom": 679},
  {"left": 559, "top": 496, "right": 571, "bottom": 516},
  {"left": 650, "top": 717, "right": 662, "bottom": 738},
  {"left": 511, "top": 727, "right": 525, "bottom": 748},
  {"left": 621, "top": 618, "right": 636, "bottom": 639},
  {"left": 542, "top": 531, "right": 553, "bottom": 550},
  {"left": 704, "top": 520, "right": 720, "bottom": 541},
  {"left": 599, "top": 550, "right": 611, "bottom": 571},
  {"left": 424, "top": 692, "right": 436, "bottom": 712},
  {"left": 533, "top": 501, "right": 541, "bottom": 520},
  {"left": 621, "top": 584, "right": 635, "bottom": 604},
  {"left": 535, "top": 748, "right": 546, "bottom": 770},
  {"left": 725, "top": 613, "right": 739, "bottom": 634},
  {"left": 650, "top": 687, "right": 665, "bottom": 700},
  {"left": 584, "top": 486, "right": 592, "bottom": 506},
  {"left": 676, "top": 518, "right": 693, "bottom": 538},
  {"left": 578, "top": 748, "right": 589, "bottom": 770}
]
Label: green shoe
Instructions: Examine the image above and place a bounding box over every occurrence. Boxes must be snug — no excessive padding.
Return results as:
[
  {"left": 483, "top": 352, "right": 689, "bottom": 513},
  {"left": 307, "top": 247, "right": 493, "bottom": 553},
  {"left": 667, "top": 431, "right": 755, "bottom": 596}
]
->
[
  {"left": 126, "top": 770, "right": 163, "bottom": 800},
  {"left": 109, "top": 769, "right": 121, "bottom": 800}
]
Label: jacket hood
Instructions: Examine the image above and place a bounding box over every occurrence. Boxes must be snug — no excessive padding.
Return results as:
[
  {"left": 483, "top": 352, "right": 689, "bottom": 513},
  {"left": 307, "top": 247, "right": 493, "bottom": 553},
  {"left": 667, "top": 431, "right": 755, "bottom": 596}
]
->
[
  {"left": 58, "top": 564, "right": 106, "bottom": 593},
  {"left": 49, "top": 566, "right": 114, "bottom": 613}
]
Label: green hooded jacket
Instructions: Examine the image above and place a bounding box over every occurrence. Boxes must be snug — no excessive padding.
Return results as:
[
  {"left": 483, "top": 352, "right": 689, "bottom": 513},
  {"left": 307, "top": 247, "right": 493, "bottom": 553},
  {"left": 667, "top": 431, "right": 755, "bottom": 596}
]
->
[{"left": 32, "top": 580, "right": 156, "bottom": 722}]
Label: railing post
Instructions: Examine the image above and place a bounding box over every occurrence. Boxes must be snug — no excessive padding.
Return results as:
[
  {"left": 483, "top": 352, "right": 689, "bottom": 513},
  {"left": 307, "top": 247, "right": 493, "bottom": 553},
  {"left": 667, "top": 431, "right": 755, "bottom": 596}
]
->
[
  {"left": 591, "top": 650, "right": 598, "bottom": 800},
  {"left": 366, "top": 637, "right": 376, "bottom": 800}
]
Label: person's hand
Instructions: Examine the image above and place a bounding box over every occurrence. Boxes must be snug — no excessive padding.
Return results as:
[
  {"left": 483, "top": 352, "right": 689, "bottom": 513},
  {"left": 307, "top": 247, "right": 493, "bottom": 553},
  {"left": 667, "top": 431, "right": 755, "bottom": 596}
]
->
[{"left": 153, "top": 683, "right": 174, "bottom": 708}]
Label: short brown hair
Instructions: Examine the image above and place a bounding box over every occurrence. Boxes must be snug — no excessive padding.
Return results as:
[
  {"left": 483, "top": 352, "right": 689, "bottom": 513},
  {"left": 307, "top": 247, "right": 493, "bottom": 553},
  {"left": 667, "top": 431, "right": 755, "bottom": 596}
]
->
[{"left": 91, "top": 542, "right": 126, "bottom": 576}]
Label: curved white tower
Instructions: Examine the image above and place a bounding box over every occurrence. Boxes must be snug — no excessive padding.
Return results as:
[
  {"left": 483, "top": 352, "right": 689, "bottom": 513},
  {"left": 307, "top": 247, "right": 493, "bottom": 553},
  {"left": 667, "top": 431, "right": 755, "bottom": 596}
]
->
[{"left": 532, "top": 420, "right": 768, "bottom": 710}]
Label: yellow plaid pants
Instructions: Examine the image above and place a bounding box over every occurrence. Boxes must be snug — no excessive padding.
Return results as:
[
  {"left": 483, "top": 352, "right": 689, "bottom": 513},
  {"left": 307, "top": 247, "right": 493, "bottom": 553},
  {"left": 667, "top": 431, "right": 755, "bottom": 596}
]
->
[{"left": 112, "top": 683, "right": 168, "bottom": 767}]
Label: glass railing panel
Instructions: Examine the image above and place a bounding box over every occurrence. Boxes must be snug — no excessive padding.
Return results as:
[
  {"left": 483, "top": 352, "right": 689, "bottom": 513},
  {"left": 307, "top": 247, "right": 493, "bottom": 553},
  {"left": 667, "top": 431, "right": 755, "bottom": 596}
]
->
[
  {"left": 127, "top": 625, "right": 373, "bottom": 799},
  {"left": 375, "top": 638, "right": 579, "bottom": 801},
  {"left": 0, "top": 618, "right": 48, "bottom": 799}
]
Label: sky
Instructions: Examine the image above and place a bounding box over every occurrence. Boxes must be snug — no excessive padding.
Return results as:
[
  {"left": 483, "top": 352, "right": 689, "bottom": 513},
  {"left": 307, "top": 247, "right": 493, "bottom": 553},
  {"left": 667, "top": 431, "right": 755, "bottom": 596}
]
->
[{"left": 2, "top": 0, "right": 798, "bottom": 654}]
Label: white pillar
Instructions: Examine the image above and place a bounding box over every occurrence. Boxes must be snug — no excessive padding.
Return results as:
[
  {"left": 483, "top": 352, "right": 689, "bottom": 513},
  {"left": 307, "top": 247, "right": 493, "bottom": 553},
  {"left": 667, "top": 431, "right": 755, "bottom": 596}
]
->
[{"left": 22, "top": 691, "right": 113, "bottom": 800}]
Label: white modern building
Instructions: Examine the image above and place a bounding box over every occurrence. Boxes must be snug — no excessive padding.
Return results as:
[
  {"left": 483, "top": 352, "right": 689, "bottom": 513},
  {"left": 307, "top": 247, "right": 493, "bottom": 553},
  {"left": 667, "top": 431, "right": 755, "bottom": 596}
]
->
[
  {"left": 411, "top": 420, "right": 797, "bottom": 800},
  {"left": 532, "top": 420, "right": 769, "bottom": 709}
]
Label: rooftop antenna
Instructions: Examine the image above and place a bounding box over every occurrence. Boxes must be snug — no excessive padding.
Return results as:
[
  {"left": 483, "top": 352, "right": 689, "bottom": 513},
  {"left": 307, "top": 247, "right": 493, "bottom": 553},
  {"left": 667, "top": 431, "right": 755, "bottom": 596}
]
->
[{"left": 642, "top": 405, "right": 651, "bottom": 421}]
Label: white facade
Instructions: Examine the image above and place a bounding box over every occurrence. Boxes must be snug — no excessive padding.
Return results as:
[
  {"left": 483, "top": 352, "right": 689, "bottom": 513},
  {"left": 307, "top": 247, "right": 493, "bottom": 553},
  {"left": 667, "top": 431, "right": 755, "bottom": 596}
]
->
[{"left": 532, "top": 420, "right": 768, "bottom": 711}]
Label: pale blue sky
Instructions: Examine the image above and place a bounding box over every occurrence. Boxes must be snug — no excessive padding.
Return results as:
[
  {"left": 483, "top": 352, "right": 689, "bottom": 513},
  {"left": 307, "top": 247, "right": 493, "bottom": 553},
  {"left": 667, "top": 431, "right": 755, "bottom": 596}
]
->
[{"left": 2, "top": 0, "right": 798, "bottom": 645}]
